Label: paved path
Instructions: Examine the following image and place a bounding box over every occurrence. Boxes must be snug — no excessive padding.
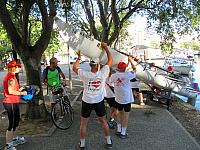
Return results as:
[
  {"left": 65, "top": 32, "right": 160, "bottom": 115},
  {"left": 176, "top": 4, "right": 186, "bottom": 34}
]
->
[
  {"left": 1, "top": 100, "right": 200, "bottom": 150},
  {"left": 1, "top": 64, "right": 200, "bottom": 150}
]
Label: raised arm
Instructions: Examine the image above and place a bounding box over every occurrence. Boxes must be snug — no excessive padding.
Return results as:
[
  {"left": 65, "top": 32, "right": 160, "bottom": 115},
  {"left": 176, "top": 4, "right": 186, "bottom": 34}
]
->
[
  {"left": 101, "top": 43, "right": 112, "bottom": 67},
  {"left": 128, "top": 56, "right": 136, "bottom": 71},
  {"left": 73, "top": 51, "right": 81, "bottom": 74}
]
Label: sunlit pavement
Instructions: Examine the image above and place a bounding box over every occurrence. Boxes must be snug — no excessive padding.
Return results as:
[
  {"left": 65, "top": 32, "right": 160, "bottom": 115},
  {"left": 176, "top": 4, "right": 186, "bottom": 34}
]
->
[{"left": 1, "top": 63, "right": 200, "bottom": 149}]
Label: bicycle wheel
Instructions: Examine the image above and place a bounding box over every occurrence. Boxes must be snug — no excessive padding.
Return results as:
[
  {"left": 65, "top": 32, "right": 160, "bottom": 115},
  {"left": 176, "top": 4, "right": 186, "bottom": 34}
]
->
[{"left": 51, "top": 97, "right": 74, "bottom": 130}]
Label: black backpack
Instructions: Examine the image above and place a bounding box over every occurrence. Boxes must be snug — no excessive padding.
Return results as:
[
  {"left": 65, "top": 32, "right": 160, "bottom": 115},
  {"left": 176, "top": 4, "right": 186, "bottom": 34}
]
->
[{"left": 43, "top": 66, "right": 61, "bottom": 81}]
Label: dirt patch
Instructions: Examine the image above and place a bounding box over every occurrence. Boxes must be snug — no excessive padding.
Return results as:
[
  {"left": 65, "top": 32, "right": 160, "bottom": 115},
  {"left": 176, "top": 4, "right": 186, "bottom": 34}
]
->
[
  {"left": 0, "top": 105, "right": 53, "bottom": 137},
  {"left": 169, "top": 97, "right": 200, "bottom": 145},
  {"left": 15, "top": 117, "right": 52, "bottom": 136},
  {"left": 0, "top": 92, "right": 81, "bottom": 137}
]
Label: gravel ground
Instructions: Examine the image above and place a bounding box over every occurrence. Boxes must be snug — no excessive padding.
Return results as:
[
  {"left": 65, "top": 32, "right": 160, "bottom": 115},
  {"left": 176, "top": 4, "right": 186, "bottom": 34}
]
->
[{"left": 169, "top": 97, "right": 200, "bottom": 145}]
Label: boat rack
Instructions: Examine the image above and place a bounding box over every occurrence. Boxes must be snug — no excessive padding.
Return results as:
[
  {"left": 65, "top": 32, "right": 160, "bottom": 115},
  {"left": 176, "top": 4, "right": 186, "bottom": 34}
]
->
[{"left": 141, "top": 85, "right": 172, "bottom": 110}]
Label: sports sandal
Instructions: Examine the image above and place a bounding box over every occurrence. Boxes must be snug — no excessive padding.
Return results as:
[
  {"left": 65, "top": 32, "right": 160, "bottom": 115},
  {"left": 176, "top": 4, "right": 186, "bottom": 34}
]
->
[
  {"left": 119, "top": 133, "right": 128, "bottom": 139},
  {"left": 76, "top": 142, "right": 85, "bottom": 150},
  {"left": 4, "top": 143, "right": 17, "bottom": 150},
  {"left": 12, "top": 136, "right": 26, "bottom": 146},
  {"left": 106, "top": 139, "right": 113, "bottom": 149}
]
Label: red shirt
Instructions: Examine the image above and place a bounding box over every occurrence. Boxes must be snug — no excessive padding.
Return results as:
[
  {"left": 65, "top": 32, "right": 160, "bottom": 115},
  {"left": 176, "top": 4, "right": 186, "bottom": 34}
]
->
[{"left": 3, "top": 72, "right": 20, "bottom": 103}]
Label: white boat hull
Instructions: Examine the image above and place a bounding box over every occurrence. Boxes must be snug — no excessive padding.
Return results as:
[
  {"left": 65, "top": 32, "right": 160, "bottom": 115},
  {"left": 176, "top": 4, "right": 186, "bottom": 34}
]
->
[
  {"left": 54, "top": 17, "right": 127, "bottom": 66},
  {"left": 135, "top": 64, "right": 197, "bottom": 99},
  {"left": 169, "top": 66, "right": 190, "bottom": 75},
  {"left": 54, "top": 17, "right": 197, "bottom": 99},
  {"left": 164, "top": 59, "right": 193, "bottom": 75}
]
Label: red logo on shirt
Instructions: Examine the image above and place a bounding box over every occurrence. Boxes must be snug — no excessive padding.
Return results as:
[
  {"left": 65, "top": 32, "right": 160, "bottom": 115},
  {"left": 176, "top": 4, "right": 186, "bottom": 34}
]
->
[
  {"left": 90, "top": 80, "right": 101, "bottom": 88},
  {"left": 116, "top": 78, "right": 125, "bottom": 86}
]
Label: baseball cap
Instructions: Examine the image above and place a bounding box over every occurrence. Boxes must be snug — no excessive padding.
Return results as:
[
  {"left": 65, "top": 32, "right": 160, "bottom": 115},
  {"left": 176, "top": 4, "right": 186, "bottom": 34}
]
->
[
  {"left": 90, "top": 58, "right": 100, "bottom": 65},
  {"left": 7, "top": 61, "right": 21, "bottom": 68},
  {"left": 49, "top": 57, "right": 59, "bottom": 63},
  {"left": 117, "top": 62, "right": 128, "bottom": 70}
]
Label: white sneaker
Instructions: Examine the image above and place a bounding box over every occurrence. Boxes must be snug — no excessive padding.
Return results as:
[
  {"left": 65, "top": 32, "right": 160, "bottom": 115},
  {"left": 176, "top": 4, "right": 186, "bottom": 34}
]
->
[
  {"left": 12, "top": 136, "right": 26, "bottom": 146},
  {"left": 140, "top": 102, "right": 145, "bottom": 106},
  {"left": 4, "top": 142, "right": 17, "bottom": 150}
]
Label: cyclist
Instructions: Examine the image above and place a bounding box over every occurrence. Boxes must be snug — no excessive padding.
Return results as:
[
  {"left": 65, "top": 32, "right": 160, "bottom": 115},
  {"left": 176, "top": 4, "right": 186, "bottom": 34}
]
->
[
  {"left": 3, "top": 60, "right": 27, "bottom": 150},
  {"left": 42, "top": 57, "right": 66, "bottom": 109},
  {"left": 73, "top": 43, "right": 113, "bottom": 149},
  {"left": 109, "top": 56, "right": 136, "bottom": 139}
]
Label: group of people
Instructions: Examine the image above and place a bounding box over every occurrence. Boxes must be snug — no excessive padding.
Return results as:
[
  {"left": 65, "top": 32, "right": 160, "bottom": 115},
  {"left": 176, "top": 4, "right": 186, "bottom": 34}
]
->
[
  {"left": 2, "top": 57, "right": 67, "bottom": 150},
  {"left": 2, "top": 42, "right": 145, "bottom": 150},
  {"left": 73, "top": 43, "right": 144, "bottom": 149}
]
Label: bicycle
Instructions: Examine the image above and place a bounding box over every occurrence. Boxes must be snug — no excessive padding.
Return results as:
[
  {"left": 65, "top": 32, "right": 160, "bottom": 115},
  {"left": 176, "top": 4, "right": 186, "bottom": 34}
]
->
[{"left": 50, "top": 85, "right": 74, "bottom": 130}]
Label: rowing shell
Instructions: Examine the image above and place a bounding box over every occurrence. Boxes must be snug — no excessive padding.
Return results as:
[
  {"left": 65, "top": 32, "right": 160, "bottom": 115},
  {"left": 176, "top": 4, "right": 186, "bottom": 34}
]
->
[
  {"left": 54, "top": 17, "right": 197, "bottom": 99},
  {"left": 135, "top": 64, "right": 197, "bottom": 99},
  {"left": 54, "top": 17, "right": 127, "bottom": 66}
]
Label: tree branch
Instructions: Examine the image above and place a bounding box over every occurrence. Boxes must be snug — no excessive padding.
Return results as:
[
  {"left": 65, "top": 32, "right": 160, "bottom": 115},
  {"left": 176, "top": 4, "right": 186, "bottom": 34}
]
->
[
  {"left": 89, "top": 0, "right": 94, "bottom": 18},
  {"left": 97, "top": 0, "right": 108, "bottom": 42},
  {"left": 33, "top": 0, "right": 56, "bottom": 57},
  {"left": 21, "top": 0, "right": 35, "bottom": 46},
  {"left": 0, "top": 0, "right": 22, "bottom": 50},
  {"left": 70, "top": 12, "right": 90, "bottom": 34},
  {"left": 83, "top": 0, "right": 99, "bottom": 39},
  {"left": 121, "top": 0, "right": 145, "bottom": 24},
  {"left": 108, "top": 0, "right": 120, "bottom": 45}
]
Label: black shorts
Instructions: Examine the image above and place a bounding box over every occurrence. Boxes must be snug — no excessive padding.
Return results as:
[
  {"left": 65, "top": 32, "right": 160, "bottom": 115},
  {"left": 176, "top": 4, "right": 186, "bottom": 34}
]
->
[
  {"left": 116, "top": 102, "right": 131, "bottom": 112},
  {"left": 132, "top": 88, "right": 139, "bottom": 92},
  {"left": 104, "top": 97, "right": 117, "bottom": 108},
  {"left": 3, "top": 103, "right": 20, "bottom": 131},
  {"left": 81, "top": 100, "right": 106, "bottom": 118}
]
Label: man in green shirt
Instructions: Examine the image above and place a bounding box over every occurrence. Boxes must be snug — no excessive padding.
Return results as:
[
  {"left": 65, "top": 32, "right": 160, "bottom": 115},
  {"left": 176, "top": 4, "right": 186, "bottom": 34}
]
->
[{"left": 42, "top": 57, "right": 66, "bottom": 108}]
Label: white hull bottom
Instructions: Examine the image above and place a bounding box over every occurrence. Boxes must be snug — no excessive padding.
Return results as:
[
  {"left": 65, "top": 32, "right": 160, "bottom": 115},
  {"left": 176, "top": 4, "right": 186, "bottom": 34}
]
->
[{"left": 136, "top": 64, "right": 197, "bottom": 99}]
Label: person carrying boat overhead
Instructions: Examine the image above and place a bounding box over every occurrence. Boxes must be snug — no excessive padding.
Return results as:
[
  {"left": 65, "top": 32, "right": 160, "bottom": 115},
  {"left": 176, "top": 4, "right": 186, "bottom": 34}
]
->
[
  {"left": 73, "top": 42, "right": 113, "bottom": 149},
  {"left": 109, "top": 56, "right": 136, "bottom": 139}
]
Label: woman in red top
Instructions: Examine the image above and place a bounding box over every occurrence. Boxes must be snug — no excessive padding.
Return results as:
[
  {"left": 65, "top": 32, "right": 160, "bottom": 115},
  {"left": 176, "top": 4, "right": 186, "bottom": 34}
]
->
[{"left": 3, "top": 61, "right": 27, "bottom": 150}]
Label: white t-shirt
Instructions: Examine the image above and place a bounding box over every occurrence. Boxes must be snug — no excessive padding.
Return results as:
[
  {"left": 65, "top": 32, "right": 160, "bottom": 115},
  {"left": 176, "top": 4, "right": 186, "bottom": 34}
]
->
[
  {"left": 104, "top": 78, "right": 115, "bottom": 98},
  {"left": 78, "top": 65, "right": 110, "bottom": 103},
  {"left": 131, "top": 78, "right": 140, "bottom": 89},
  {"left": 109, "top": 71, "right": 135, "bottom": 104}
]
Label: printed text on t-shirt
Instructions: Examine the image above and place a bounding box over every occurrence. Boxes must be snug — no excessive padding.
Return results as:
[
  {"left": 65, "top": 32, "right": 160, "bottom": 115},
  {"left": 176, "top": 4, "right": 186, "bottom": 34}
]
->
[{"left": 88, "top": 79, "right": 101, "bottom": 91}]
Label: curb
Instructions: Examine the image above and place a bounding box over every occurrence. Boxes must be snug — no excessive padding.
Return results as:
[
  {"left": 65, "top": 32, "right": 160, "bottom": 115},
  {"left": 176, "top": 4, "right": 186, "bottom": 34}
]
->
[
  {"left": 30, "top": 90, "right": 83, "bottom": 137},
  {"left": 166, "top": 110, "right": 200, "bottom": 149}
]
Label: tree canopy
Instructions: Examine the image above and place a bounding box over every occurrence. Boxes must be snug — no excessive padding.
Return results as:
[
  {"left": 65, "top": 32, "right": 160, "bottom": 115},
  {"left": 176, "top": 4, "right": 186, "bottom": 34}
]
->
[
  {"left": 0, "top": 0, "right": 199, "bottom": 119},
  {"left": 65, "top": 0, "right": 199, "bottom": 51},
  {"left": 0, "top": 0, "right": 58, "bottom": 119},
  {"left": 0, "top": 23, "right": 11, "bottom": 59}
]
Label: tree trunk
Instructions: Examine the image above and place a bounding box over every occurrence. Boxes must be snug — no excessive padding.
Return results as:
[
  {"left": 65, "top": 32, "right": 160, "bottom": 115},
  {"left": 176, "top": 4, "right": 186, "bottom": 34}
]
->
[{"left": 23, "top": 56, "right": 49, "bottom": 119}]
